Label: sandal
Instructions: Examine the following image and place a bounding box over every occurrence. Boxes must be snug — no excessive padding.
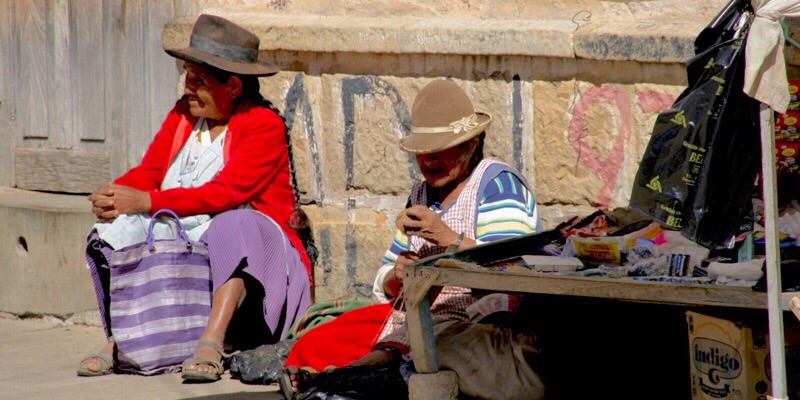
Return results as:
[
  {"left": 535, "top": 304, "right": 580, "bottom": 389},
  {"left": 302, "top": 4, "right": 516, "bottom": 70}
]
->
[
  {"left": 181, "top": 341, "right": 227, "bottom": 383},
  {"left": 279, "top": 366, "right": 314, "bottom": 400},
  {"left": 76, "top": 352, "right": 114, "bottom": 377}
]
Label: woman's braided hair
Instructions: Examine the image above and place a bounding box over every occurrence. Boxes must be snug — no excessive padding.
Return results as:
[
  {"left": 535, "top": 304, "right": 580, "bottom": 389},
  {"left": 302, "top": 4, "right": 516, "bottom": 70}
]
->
[
  {"left": 221, "top": 71, "right": 319, "bottom": 266},
  {"left": 261, "top": 97, "right": 319, "bottom": 266}
]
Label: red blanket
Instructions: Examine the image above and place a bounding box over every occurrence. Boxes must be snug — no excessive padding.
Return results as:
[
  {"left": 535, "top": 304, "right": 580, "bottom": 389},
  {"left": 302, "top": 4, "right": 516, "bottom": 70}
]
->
[{"left": 284, "top": 303, "right": 393, "bottom": 371}]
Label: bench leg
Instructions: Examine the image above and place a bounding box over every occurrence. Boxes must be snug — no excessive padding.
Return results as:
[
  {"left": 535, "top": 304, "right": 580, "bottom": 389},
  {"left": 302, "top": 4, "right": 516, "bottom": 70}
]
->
[{"left": 405, "top": 265, "right": 438, "bottom": 373}]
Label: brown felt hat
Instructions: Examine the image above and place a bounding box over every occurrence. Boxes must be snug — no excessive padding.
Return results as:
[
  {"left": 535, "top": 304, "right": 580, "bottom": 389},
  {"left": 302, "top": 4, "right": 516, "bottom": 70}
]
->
[
  {"left": 399, "top": 80, "right": 492, "bottom": 154},
  {"left": 165, "top": 14, "right": 280, "bottom": 76}
]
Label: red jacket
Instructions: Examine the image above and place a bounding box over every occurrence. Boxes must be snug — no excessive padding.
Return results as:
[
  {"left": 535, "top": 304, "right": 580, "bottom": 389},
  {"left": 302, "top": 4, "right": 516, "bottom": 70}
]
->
[{"left": 115, "top": 97, "right": 312, "bottom": 276}]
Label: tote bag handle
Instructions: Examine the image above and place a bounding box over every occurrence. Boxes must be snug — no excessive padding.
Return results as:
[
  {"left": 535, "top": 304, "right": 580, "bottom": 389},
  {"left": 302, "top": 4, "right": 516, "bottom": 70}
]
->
[{"left": 146, "top": 209, "right": 191, "bottom": 251}]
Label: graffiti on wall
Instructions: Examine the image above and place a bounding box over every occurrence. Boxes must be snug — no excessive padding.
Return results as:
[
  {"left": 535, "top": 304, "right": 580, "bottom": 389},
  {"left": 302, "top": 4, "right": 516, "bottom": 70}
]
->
[
  {"left": 284, "top": 73, "right": 325, "bottom": 203},
  {"left": 568, "top": 84, "right": 678, "bottom": 207},
  {"left": 341, "top": 76, "right": 417, "bottom": 189},
  {"left": 278, "top": 74, "right": 678, "bottom": 294}
]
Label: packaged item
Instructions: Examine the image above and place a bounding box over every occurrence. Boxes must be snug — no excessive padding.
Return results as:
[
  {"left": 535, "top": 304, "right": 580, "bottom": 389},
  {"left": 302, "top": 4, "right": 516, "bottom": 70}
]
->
[
  {"left": 569, "top": 237, "right": 623, "bottom": 265},
  {"left": 789, "top": 79, "right": 800, "bottom": 110},
  {"left": 627, "top": 244, "right": 660, "bottom": 264},
  {"left": 668, "top": 254, "right": 691, "bottom": 276},
  {"left": 630, "top": 255, "right": 669, "bottom": 276},
  {"left": 520, "top": 255, "right": 584, "bottom": 273},
  {"left": 687, "top": 312, "right": 771, "bottom": 400},
  {"left": 776, "top": 111, "right": 800, "bottom": 140},
  {"left": 776, "top": 139, "right": 800, "bottom": 172}
]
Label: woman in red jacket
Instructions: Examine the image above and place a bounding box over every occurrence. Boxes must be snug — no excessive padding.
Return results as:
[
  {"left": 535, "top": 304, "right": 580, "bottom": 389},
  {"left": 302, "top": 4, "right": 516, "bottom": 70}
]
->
[{"left": 76, "top": 14, "right": 313, "bottom": 382}]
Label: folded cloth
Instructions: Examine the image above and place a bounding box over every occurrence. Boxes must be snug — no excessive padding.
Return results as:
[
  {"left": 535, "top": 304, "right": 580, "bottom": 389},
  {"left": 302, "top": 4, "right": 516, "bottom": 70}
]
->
[
  {"left": 287, "top": 299, "right": 373, "bottom": 340},
  {"left": 707, "top": 258, "right": 765, "bottom": 282},
  {"left": 284, "top": 303, "right": 393, "bottom": 372}
]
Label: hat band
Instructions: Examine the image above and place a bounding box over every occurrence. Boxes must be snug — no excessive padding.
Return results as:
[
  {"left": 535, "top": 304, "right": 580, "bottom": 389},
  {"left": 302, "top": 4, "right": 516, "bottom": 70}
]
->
[
  {"left": 411, "top": 113, "right": 480, "bottom": 135},
  {"left": 190, "top": 35, "right": 258, "bottom": 64}
]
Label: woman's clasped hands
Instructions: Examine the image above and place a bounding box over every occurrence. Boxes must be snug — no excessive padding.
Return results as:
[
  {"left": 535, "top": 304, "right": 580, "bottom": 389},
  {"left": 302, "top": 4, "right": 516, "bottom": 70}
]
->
[{"left": 88, "top": 183, "right": 152, "bottom": 222}]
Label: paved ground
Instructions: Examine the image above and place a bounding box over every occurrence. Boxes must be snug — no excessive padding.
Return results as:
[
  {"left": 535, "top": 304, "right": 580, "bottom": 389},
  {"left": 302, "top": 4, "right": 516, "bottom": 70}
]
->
[{"left": 0, "top": 317, "right": 284, "bottom": 400}]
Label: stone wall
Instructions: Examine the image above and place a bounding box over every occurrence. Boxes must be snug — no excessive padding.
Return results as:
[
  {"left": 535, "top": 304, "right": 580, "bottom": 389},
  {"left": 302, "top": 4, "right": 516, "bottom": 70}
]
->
[
  {"left": 162, "top": 1, "right": 728, "bottom": 301},
  {"left": 2, "top": 0, "right": 751, "bottom": 314},
  {"left": 241, "top": 64, "right": 687, "bottom": 300}
]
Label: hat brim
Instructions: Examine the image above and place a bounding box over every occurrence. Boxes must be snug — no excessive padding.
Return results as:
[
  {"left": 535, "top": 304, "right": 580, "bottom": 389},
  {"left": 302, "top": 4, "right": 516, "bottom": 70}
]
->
[
  {"left": 165, "top": 47, "right": 280, "bottom": 76},
  {"left": 399, "top": 112, "right": 492, "bottom": 154}
]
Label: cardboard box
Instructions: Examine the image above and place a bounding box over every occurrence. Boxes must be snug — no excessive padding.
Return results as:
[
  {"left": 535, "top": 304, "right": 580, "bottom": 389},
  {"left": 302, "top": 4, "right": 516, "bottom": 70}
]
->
[{"left": 687, "top": 311, "right": 771, "bottom": 400}]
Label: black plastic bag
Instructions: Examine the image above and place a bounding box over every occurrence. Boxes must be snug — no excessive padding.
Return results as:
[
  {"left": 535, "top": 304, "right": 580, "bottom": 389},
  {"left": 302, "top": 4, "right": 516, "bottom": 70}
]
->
[
  {"left": 629, "top": 0, "right": 761, "bottom": 249},
  {"left": 294, "top": 364, "right": 408, "bottom": 400},
  {"left": 229, "top": 339, "right": 295, "bottom": 385}
]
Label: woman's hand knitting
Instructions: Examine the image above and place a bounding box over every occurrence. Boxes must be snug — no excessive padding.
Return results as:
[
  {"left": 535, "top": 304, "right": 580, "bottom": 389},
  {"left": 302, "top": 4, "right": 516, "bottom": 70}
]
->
[{"left": 396, "top": 205, "right": 459, "bottom": 248}]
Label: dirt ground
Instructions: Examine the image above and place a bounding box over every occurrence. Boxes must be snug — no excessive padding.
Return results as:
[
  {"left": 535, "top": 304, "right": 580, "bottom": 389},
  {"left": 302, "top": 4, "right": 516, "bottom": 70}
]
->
[{"left": 0, "top": 317, "right": 284, "bottom": 400}]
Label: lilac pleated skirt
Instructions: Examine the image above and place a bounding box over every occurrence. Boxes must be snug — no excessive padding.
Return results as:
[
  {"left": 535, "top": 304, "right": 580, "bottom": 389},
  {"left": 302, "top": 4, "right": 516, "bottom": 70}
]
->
[{"left": 86, "top": 209, "right": 311, "bottom": 350}]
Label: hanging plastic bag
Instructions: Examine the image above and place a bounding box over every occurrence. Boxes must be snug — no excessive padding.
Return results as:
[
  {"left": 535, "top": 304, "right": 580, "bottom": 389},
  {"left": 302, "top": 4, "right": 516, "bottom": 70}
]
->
[{"left": 629, "top": 0, "right": 762, "bottom": 249}]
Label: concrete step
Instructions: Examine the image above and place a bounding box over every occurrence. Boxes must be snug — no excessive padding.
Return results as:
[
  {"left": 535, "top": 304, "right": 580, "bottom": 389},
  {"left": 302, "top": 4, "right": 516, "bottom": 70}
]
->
[{"left": 0, "top": 187, "right": 97, "bottom": 316}]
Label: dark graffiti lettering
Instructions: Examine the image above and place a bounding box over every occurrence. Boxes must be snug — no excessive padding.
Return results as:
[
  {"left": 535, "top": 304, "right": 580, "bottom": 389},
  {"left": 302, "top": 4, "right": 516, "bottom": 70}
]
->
[
  {"left": 341, "top": 76, "right": 417, "bottom": 189},
  {"left": 283, "top": 73, "right": 325, "bottom": 203}
]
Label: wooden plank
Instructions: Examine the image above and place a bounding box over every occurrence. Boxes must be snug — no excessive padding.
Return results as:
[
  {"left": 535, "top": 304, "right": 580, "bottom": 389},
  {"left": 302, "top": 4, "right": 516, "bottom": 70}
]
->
[
  {"left": 146, "top": 0, "right": 180, "bottom": 135},
  {"left": 102, "top": 0, "right": 127, "bottom": 179},
  {"left": 14, "top": 148, "right": 110, "bottom": 193},
  {"left": 47, "top": 0, "right": 72, "bottom": 147},
  {"left": 122, "top": 0, "right": 179, "bottom": 170},
  {"left": 0, "top": 187, "right": 87, "bottom": 212},
  {"left": 0, "top": 0, "right": 16, "bottom": 186},
  {"left": 404, "top": 265, "right": 439, "bottom": 374},
  {"left": 124, "top": 0, "right": 150, "bottom": 169},
  {"left": 16, "top": 0, "right": 48, "bottom": 139},
  {"left": 406, "top": 269, "right": 440, "bottom": 309},
  {"left": 760, "top": 103, "right": 788, "bottom": 399},
  {"left": 419, "top": 265, "right": 777, "bottom": 310},
  {"left": 71, "top": 0, "right": 105, "bottom": 141}
]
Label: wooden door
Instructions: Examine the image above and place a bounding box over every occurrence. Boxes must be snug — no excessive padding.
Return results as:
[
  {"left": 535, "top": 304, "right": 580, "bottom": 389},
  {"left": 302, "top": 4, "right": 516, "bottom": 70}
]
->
[{"left": 0, "top": 0, "right": 191, "bottom": 193}]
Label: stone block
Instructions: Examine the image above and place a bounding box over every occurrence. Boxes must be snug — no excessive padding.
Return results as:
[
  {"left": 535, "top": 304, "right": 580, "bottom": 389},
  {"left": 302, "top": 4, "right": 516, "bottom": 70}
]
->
[
  {"left": 468, "top": 77, "right": 522, "bottom": 169},
  {"left": 0, "top": 188, "right": 96, "bottom": 315},
  {"left": 348, "top": 76, "right": 418, "bottom": 195},
  {"left": 302, "top": 204, "right": 396, "bottom": 301},
  {"left": 262, "top": 72, "right": 325, "bottom": 202},
  {"left": 574, "top": 20, "right": 703, "bottom": 63},
  {"left": 533, "top": 80, "right": 684, "bottom": 210},
  {"left": 164, "top": 14, "right": 575, "bottom": 58}
]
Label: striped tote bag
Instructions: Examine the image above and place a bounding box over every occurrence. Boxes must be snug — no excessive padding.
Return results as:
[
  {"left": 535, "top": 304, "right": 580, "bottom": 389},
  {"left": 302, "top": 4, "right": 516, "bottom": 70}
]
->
[{"left": 109, "top": 209, "right": 212, "bottom": 375}]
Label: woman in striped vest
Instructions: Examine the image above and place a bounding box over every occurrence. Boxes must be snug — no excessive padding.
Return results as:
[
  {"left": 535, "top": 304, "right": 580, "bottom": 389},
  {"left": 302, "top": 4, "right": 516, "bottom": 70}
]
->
[{"left": 283, "top": 79, "right": 545, "bottom": 400}]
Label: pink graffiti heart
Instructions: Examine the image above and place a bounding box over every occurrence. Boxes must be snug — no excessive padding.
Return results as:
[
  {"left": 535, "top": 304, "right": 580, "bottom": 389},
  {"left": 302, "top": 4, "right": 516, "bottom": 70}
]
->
[
  {"left": 636, "top": 89, "right": 678, "bottom": 114},
  {"left": 568, "top": 84, "right": 631, "bottom": 207}
]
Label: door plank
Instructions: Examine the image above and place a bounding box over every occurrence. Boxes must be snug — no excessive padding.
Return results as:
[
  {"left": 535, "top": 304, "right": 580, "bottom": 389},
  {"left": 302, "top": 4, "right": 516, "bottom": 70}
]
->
[
  {"left": 0, "top": 1, "right": 16, "bottom": 186},
  {"left": 71, "top": 0, "right": 105, "bottom": 141},
  {"left": 15, "top": 148, "right": 110, "bottom": 193},
  {"left": 47, "top": 0, "right": 72, "bottom": 147},
  {"left": 16, "top": 0, "right": 48, "bottom": 139}
]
